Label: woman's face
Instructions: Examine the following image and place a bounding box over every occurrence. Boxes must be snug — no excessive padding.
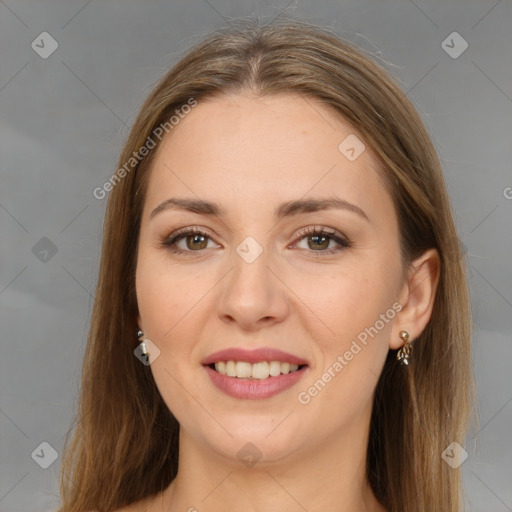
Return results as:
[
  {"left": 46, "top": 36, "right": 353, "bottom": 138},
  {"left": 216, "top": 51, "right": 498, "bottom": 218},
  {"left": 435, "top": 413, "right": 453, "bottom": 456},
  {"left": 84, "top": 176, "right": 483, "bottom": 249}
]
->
[{"left": 136, "top": 92, "right": 405, "bottom": 464}]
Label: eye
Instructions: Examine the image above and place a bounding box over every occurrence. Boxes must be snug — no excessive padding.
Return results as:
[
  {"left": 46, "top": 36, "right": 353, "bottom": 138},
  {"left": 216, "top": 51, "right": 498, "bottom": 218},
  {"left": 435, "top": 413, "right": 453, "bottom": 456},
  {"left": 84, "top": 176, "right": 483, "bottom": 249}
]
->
[
  {"left": 160, "top": 226, "right": 219, "bottom": 254},
  {"left": 292, "top": 226, "right": 352, "bottom": 256}
]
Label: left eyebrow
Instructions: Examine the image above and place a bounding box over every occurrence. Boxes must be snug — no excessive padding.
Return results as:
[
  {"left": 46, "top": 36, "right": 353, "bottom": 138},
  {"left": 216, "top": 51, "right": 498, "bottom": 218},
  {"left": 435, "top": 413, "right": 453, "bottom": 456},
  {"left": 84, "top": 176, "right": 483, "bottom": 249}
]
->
[
  {"left": 275, "top": 197, "right": 369, "bottom": 222},
  {"left": 149, "top": 196, "right": 369, "bottom": 222}
]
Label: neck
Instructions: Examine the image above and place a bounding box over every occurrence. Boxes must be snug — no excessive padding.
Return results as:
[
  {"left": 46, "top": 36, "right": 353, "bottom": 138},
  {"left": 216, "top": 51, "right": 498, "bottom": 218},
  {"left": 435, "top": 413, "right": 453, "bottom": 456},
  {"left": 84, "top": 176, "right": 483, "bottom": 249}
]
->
[{"left": 159, "top": 409, "right": 387, "bottom": 512}]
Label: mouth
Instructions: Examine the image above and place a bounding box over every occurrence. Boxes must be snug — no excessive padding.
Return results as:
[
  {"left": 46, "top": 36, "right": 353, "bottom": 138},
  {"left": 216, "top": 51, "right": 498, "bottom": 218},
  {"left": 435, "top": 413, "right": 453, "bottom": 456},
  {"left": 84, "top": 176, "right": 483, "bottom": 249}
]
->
[
  {"left": 202, "top": 348, "right": 309, "bottom": 399},
  {"left": 207, "top": 360, "right": 307, "bottom": 380}
]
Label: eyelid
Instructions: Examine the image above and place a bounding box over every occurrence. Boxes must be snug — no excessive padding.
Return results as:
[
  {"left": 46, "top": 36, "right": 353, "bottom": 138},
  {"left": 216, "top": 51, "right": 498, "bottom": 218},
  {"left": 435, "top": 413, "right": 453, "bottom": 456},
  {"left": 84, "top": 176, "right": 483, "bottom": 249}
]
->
[
  {"left": 292, "top": 225, "right": 339, "bottom": 241},
  {"left": 290, "top": 225, "right": 351, "bottom": 254},
  {"left": 160, "top": 226, "right": 219, "bottom": 249}
]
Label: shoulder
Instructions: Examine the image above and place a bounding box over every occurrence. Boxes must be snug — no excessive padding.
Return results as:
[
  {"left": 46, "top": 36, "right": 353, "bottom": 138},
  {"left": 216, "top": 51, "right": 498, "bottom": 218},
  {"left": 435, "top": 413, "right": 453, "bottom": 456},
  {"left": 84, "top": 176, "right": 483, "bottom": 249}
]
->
[
  {"left": 117, "top": 495, "right": 158, "bottom": 512},
  {"left": 89, "top": 499, "right": 148, "bottom": 512},
  {"left": 87, "top": 491, "right": 163, "bottom": 512},
  {"left": 110, "top": 504, "right": 143, "bottom": 512}
]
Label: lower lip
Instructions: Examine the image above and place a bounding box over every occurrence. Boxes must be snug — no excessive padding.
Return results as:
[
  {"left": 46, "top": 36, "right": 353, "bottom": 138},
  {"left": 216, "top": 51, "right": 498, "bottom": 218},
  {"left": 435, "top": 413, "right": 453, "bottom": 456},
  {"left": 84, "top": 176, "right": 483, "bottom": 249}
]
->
[{"left": 204, "top": 365, "right": 308, "bottom": 400}]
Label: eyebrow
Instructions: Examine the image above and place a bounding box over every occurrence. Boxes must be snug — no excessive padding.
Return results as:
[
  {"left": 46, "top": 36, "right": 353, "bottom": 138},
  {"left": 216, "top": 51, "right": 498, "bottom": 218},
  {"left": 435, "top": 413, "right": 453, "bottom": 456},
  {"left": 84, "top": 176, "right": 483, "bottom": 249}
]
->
[{"left": 150, "top": 196, "right": 369, "bottom": 222}]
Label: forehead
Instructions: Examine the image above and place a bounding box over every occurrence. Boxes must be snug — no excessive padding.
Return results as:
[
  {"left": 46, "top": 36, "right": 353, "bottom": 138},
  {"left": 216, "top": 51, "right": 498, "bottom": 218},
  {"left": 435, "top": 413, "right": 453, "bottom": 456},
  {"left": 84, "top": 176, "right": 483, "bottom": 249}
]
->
[{"left": 143, "top": 92, "right": 393, "bottom": 223}]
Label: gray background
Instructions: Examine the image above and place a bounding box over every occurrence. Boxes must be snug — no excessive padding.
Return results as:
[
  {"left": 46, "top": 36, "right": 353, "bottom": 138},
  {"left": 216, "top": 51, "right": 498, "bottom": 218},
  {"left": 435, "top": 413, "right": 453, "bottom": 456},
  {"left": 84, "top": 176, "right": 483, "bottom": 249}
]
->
[{"left": 1, "top": 1, "right": 511, "bottom": 511}]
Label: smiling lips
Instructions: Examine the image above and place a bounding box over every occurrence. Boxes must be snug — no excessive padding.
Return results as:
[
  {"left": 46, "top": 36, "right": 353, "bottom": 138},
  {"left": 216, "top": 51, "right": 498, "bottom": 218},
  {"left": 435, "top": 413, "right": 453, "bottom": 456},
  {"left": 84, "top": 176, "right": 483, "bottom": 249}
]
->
[{"left": 202, "top": 347, "right": 309, "bottom": 399}]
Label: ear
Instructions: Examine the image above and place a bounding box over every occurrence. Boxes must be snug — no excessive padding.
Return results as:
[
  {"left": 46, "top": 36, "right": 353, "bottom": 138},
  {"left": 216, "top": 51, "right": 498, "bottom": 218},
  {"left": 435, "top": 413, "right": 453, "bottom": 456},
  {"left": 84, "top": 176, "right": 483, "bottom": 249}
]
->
[{"left": 390, "top": 248, "right": 441, "bottom": 349}]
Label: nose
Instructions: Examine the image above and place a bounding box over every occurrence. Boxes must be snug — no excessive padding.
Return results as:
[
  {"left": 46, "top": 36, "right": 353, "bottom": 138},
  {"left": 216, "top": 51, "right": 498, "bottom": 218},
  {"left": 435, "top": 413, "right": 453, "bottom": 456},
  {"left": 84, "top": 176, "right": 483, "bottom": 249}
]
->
[{"left": 217, "top": 246, "right": 289, "bottom": 331}]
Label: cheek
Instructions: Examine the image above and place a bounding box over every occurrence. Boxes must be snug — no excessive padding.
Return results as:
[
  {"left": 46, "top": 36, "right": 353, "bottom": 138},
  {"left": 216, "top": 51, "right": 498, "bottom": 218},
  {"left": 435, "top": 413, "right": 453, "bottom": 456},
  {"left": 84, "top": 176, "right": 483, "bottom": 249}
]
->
[
  {"left": 285, "top": 261, "right": 398, "bottom": 405},
  {"left": 287, "top": 264, "right": 393, "bottom": 339},
  {"left": 136, "top": 259, "right": 203, "bottom": 417},
  {"left": 136, "top": 256, "right": 208, "bottom": 338},
  {"left": 293, "top": 271, "right": 394, "bottom": 425}
]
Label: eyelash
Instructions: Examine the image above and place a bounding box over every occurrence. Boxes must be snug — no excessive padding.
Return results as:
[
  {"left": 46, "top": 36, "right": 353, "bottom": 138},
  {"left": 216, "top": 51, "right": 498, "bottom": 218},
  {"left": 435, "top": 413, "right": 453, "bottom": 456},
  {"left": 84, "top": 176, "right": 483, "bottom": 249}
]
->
[{"left": 160, "top": 225, "right": 352, "bottom": 257}]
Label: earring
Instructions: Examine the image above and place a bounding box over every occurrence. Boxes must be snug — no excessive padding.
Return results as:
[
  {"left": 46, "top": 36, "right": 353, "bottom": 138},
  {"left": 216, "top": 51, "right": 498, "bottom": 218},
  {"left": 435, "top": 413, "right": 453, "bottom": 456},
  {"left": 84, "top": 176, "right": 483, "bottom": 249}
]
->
[
  {"left": 137, "top": 329, "right": 148, "bottom": 356},
  {"left": 396, "top": 330, "right": 412, "bottom": 365}
]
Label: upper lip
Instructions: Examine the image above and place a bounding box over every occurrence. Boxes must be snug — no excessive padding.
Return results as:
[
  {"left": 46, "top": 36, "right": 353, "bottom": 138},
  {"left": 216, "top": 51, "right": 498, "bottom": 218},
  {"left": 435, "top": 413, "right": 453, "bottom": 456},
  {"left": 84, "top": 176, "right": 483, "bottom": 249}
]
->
[{"left": 202, "top": 347, "right": 309, "bottom": 366}]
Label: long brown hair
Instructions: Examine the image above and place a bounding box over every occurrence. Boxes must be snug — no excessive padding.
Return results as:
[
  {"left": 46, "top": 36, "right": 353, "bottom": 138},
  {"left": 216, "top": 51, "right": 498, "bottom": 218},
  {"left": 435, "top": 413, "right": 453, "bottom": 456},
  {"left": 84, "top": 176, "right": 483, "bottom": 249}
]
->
[{"left": 58, "top": 19, "right": 475, "bottom": 512}]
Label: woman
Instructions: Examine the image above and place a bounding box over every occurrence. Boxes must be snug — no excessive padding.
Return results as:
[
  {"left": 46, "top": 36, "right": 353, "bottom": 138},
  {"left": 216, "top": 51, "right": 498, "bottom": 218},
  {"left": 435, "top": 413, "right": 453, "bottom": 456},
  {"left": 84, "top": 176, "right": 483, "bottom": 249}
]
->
[{"left": 58, "top": 19, "right": 475, "bottom": 512}]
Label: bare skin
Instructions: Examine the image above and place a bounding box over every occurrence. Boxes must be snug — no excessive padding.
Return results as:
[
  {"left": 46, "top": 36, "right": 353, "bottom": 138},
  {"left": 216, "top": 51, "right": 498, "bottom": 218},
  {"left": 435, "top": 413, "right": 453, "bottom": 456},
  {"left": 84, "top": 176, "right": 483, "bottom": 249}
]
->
[{"left": 120, "top": 92, "right": 439, "bottom": 512}]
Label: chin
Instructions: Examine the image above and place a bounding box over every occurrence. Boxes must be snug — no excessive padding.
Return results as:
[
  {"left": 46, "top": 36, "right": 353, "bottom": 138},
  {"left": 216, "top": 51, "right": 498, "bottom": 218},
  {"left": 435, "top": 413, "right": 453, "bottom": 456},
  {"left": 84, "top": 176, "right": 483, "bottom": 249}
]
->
[{"left": 188, "top": 415, "right": 308, "bottom": 467}]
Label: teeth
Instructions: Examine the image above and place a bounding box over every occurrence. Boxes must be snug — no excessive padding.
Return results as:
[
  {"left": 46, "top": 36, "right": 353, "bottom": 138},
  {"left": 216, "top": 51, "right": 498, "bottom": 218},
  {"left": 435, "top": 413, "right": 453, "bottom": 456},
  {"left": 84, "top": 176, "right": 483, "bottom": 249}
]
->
[
  {"left": 269, "top": 361, "right": 281, "bottom": 377},
  {"left": 235, "top": 361, "right": 252, "bottom": 378},
  {"left": 226, "top": 360, "right": 236, "bottom": 377},
  {"left": 252, "top": 361, "right": 269, "bottom": 379},
  {"left": 213, "top": 360, "right": 302, "bottom": 379}
]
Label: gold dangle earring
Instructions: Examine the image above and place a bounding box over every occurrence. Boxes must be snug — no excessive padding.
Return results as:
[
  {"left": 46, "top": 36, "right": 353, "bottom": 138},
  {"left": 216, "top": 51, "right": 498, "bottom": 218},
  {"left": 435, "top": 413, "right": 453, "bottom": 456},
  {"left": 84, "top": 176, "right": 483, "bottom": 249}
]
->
[{"left": 396, "top": 330, "right": 412, "bottom": 365}]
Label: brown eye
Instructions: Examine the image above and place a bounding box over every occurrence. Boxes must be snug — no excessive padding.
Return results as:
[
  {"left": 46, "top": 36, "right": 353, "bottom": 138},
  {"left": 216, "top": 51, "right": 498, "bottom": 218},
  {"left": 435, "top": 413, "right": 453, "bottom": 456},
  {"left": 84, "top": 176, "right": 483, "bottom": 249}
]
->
[
  {"left": 293, "top": 226, "right": 351, "bottom": 256},
  {"left": 307, "top": 233, "right": 330, "bottom": 250},
  {"left": 184, "top": 233, "right": 208, "bottom": 250},
  {"left": 161, "top": 227, "right": 217, "bottom": 254}
]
